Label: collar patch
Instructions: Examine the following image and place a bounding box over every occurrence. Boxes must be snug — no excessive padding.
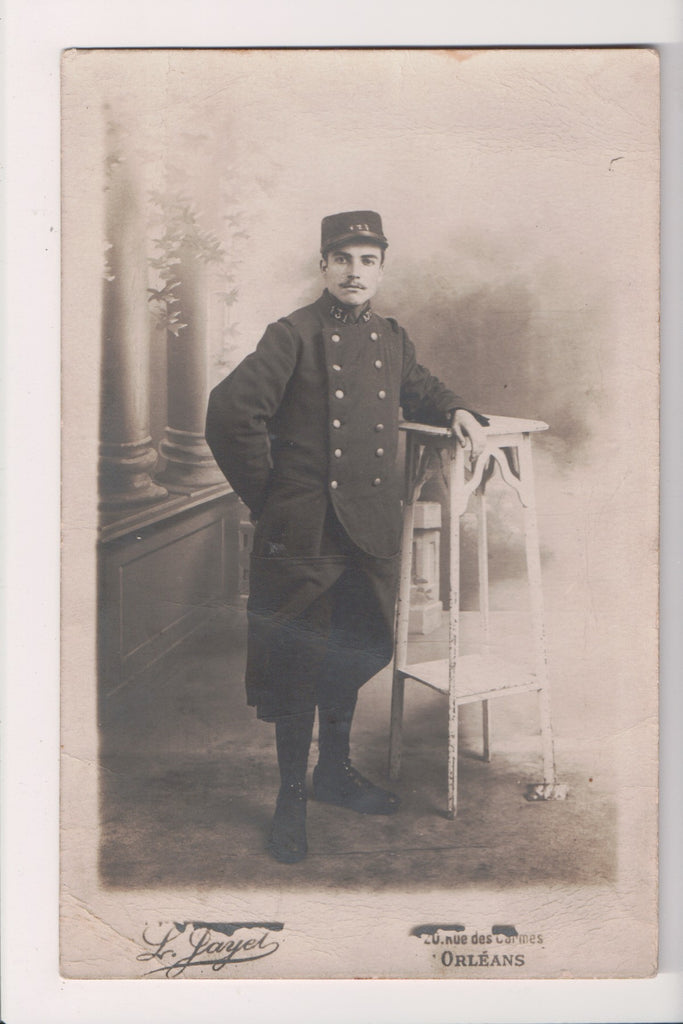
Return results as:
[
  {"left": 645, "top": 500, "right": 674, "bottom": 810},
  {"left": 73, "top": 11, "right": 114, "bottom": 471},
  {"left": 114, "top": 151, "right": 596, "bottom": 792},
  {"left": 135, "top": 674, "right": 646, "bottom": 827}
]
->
[{"left": 329, "top": 301, "right": 372, "bottom": 325}]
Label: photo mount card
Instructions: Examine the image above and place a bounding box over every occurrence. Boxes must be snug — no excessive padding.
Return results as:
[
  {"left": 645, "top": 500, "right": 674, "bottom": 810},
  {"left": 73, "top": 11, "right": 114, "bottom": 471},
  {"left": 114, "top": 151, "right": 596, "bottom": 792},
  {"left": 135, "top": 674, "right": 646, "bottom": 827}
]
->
[{"left": 60, "top": 46, "right": 660, "bottom": 981}]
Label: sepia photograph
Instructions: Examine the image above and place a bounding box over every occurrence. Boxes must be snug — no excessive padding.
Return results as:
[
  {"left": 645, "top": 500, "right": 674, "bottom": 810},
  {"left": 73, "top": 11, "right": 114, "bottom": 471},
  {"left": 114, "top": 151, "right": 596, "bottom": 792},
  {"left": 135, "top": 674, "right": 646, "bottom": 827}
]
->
[{"left": 57, "top": 46, "right": 661, "bottom": 983}]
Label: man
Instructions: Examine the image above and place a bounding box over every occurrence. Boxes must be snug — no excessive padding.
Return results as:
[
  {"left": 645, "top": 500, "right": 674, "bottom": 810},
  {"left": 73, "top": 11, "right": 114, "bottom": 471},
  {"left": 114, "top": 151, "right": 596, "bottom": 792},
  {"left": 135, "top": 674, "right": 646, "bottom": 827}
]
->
[{"left": 206, "top": 211, "right": 486, "bottom": 863}]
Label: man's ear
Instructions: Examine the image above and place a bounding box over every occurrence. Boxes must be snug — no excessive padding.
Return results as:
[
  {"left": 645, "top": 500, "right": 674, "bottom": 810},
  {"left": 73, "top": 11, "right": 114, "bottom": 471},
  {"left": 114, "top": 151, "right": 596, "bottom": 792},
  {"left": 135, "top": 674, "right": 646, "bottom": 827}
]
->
[{"left": 319, "top": 256, "right": 327, "bottom": 274}]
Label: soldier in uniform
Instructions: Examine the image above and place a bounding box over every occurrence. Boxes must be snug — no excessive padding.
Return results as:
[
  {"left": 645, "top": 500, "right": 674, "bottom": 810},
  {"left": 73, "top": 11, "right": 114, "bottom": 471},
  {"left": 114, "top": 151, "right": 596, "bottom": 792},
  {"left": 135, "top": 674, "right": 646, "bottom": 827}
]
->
[{"left": 206, "top": 211, "right": 486, "bottom": 863}]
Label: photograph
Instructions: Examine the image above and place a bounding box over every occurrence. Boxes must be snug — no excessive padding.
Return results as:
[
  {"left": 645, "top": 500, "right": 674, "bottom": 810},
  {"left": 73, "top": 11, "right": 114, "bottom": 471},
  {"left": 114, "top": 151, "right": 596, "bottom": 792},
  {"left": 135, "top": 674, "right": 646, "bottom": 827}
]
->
[{"left": 59, "top": 46, "right": 660, "bottom": 982}]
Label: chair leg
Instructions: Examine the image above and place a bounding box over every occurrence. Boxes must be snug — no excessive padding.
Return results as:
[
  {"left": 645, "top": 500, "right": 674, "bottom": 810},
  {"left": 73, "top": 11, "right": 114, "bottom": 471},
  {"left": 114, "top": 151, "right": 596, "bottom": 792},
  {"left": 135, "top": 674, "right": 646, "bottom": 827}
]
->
[
  {"left": 538, "top": 686, "right": 556, "bottom": 785},
  {"left": 518, "top": 434, "right": 558, "bottom": 788},
  {"left": 447, "top": 701, "right": 459, "bottom": 820},
  {"left": 476, "top": 490, "right": 491, "bottom": 647},
  {"left": 476, "top": 489, "right": 492, "bottom": 762},
  {"left": 446, "top": 443, "right": 465, "bottom": 818},
  {"left": 388, "top": 670, "right": 405, "bottom": 781},
  {"left": 482, "top": 699, "right": 492, "bottom": 762},
  {"left": 389, "top": 438, "right": 419, "bottom": 781},
  {"left": 525, "top": 686, "right": 567, "bottom": 799}
]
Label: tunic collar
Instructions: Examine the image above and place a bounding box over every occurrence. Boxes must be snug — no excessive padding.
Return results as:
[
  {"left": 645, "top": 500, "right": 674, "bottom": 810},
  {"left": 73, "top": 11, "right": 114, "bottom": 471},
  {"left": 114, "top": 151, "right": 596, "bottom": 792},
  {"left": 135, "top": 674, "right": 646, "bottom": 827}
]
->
[{"left": 322, "top": 289, "right": 373, "bottom": 324}]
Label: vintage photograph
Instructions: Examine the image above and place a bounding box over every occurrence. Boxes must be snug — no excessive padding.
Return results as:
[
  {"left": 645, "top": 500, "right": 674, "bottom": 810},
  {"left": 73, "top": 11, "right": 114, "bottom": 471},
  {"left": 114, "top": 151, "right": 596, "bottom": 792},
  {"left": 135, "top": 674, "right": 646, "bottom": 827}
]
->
[{"left": 60, "top": 47, "right": 659, "bottom": 980}]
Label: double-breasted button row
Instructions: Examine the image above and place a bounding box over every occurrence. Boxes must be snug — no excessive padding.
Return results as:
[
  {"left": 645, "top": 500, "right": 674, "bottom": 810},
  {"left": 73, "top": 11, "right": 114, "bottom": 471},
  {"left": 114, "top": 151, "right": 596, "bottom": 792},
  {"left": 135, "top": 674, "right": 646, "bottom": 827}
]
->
[
  {"left": 335, "top": 387, "right": 386, "bottom": 400},
  {"left": 330, "top": 478, "right": 383, "bottom": 489},
  {"left": 332, "top": 381, "right": 386, "bottom": 402},
  {"left": 330, "top": 329, "right": 378, "bottom": 342},
  {"left": 326, "top": 326, "right": 387, "bottom": 493},
  {"left": 331, "top": 359, "right": 381, "bottom": 370}
]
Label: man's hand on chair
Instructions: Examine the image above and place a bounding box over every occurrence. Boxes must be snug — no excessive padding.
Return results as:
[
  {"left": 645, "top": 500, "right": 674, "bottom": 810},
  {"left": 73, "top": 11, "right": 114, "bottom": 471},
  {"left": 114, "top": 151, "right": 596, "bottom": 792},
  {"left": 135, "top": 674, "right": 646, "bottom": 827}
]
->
[{"left": 452, "top": 409, "right": 487, "bottom": 459}]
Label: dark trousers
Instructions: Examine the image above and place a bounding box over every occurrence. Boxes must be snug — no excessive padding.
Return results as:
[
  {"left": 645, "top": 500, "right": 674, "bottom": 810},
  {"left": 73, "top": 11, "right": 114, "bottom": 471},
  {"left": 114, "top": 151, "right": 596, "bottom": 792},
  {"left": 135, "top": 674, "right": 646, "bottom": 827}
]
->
[
  {"left": 255, "top": 557, "right": 398, "bottom": 721},
  {"left": 247, "top": 507, "right": 400, "bottom": 722}
]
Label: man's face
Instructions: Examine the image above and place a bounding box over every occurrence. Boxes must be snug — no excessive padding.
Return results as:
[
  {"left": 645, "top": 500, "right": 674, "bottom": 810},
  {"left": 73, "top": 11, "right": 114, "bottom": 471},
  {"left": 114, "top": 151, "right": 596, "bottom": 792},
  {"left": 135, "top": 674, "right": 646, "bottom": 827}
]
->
[{"left": 321, "top": 243, "right": 385, "bottom": 307}]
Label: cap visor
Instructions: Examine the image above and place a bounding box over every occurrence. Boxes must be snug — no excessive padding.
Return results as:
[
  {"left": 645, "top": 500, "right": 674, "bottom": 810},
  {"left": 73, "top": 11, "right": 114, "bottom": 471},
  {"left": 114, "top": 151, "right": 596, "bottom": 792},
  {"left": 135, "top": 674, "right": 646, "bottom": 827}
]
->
[{"left": 322, "top": 232, "right": 388, "bottom": 252}]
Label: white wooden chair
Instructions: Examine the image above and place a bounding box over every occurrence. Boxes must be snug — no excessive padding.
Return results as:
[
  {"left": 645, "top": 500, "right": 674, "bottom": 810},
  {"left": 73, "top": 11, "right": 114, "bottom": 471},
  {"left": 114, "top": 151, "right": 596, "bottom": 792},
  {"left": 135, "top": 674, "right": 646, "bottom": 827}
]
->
[{"left": 389, "top": 416, "right": 565, "bottom": 818}]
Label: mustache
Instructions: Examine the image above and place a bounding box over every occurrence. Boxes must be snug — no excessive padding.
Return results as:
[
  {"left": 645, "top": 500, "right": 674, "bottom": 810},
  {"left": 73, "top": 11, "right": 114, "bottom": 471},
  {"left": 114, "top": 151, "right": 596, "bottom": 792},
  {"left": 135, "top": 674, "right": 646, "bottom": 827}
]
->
[{"left": 342, "top": 281, "right": 365, "bottom": 288}]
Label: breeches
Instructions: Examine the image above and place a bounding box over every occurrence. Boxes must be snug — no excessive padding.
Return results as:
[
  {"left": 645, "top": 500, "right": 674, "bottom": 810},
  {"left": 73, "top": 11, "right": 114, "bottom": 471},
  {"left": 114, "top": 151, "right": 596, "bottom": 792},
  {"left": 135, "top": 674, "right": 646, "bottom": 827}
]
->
[{"left": 245, "top": 510, "right": 400, "bottom": 721}]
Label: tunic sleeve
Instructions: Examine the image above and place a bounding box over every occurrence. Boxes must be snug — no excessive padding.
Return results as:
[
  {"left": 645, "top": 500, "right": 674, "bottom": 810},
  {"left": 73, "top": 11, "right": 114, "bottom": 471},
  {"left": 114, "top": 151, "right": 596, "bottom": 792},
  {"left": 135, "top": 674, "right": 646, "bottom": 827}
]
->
[
  {"left": 206, "top": 320, "right": 299, "bottom": 517},
  {"left": 398, "top": 325, "right": 466, "bottom": 426}
]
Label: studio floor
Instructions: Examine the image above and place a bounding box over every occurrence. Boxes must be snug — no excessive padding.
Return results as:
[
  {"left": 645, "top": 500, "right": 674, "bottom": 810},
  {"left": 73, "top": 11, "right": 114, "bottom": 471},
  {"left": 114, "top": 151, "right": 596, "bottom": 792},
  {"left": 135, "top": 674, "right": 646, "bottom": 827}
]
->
[{"left": 99, "top": 599, "right": 616, "bottom": 892}]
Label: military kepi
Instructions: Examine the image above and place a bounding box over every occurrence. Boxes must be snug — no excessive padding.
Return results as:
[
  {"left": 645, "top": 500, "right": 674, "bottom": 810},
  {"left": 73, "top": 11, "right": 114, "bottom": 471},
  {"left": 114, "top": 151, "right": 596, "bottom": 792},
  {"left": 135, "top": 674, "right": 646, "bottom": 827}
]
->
[{"left": 321, "top": 210, "right": 388, "bottom": 254}]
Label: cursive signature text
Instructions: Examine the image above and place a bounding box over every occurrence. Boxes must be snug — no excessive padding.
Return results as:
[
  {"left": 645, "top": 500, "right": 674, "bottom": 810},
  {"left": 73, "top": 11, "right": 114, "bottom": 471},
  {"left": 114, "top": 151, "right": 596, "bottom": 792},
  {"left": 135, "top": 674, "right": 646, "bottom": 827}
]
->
[{"left": 137, "top": 921, "right": 283, "bottom": 977}]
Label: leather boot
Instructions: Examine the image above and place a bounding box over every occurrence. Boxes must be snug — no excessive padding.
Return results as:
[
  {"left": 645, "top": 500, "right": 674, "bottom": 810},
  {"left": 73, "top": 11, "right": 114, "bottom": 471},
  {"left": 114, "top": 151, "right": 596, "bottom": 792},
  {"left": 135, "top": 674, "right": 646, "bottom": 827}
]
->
[
  {"left": 267, "top": 711, "right": 314, "bottom": 863},
  {"left": 314, "top": 700, "right": 400, "bottom": 815}
]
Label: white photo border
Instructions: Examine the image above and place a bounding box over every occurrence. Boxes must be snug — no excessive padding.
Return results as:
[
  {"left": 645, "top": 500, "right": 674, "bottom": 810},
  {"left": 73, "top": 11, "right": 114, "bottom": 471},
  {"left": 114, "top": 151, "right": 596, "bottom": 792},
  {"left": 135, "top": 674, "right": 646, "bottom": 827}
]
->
[{"left": 3, "top": 2, "right": 682, "bottom": 1022}]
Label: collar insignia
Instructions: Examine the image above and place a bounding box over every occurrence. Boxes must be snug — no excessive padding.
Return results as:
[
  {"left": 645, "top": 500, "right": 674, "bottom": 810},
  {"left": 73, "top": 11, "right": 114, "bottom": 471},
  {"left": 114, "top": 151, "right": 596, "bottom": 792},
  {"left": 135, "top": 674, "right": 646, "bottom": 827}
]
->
[{"left": 329, "top": 301, "right": 372, "bottom": 324}]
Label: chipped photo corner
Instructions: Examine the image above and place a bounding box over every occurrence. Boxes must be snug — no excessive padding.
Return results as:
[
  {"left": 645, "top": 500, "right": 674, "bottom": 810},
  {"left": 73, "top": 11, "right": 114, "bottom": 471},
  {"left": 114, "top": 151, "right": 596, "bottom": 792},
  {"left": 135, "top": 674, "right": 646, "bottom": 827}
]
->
[{"left": 60, "top": 47, "right": 659, "bottom": 980}]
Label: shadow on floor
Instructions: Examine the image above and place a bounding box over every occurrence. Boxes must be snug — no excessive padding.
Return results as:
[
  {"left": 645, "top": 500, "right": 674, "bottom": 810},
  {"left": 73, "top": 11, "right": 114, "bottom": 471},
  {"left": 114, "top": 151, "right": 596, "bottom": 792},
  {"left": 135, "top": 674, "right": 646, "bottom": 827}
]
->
[{"left": 99, "top": 607, "right": 616, "bottom": 891}]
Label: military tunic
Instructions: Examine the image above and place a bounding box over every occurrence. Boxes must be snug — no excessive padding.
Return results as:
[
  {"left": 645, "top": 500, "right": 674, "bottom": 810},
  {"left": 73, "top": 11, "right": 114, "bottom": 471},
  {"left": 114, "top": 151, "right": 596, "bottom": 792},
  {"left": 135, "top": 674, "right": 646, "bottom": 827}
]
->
[{"left": 206, "top": 290, "right": 471, "bottom": 719}]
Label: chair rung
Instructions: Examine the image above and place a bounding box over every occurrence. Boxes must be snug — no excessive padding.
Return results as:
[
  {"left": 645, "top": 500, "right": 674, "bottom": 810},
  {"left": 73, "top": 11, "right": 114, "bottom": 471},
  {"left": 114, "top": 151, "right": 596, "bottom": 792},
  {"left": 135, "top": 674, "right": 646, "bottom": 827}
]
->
[{"left": 397, "top": 653, "right": 540, "bottom": 703}]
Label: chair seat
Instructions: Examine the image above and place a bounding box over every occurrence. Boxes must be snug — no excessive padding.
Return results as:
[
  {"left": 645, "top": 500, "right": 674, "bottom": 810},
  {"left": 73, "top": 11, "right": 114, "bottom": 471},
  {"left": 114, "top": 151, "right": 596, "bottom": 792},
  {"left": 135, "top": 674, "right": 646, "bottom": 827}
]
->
[{"left": 396, "top": 653, "right": 540, "bottom": 703}]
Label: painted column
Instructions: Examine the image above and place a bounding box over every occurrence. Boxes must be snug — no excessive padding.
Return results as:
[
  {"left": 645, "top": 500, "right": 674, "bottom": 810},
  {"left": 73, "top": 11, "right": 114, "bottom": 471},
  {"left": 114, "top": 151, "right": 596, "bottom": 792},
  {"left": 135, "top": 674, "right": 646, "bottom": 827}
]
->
[
  {"left": 155, "top": 243, "right": 225, "bottom": 492},
  {"left": 99, "top": 117, "right": 167, "bottom": 512}
]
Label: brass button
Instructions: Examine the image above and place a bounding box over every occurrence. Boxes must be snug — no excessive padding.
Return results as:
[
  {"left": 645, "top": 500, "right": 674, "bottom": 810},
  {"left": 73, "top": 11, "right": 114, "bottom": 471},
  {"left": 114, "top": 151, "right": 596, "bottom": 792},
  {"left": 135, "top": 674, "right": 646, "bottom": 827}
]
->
[
  {"left": 370, "top": 331, "right": 379, "bottom": 341},
  {"left": 334, "top": 389, "right": 345, "bottom": 399},
  {"left": 330, "top": 480, "right": 339, "bottom": 489},
  {"left": 334, "top": 448, "right": 342, "bottom": 458},
  {"left": 332, "top": 363, "right": 342, "bottom": 372},
  {"left": 332, "top": 419, "right": 341, "bottom": 429},
  {"left": 374, "top": 359, "right": 383, "bottom": 369},
  {"left": 375, "top": 448, "right": 384, "bottom": 457},
  {"left": 375, "top": 423, "right": 384, "bottom": 432},
  {"left": 378, "top": 390, "right": 386, "bottom": 399},
  {"left": 373, "top": 477, "right": 382, "bottom": 486},
  {"left": 331, "top": 333, "right": 341, "bottom": 342}
]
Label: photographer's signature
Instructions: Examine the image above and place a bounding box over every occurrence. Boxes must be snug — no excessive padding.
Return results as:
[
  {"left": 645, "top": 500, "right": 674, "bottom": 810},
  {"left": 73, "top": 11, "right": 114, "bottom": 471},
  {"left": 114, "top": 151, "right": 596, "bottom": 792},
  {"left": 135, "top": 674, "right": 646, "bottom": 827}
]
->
[{"left": 137, "top": 921, "right": 283, "bottom": 977}]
